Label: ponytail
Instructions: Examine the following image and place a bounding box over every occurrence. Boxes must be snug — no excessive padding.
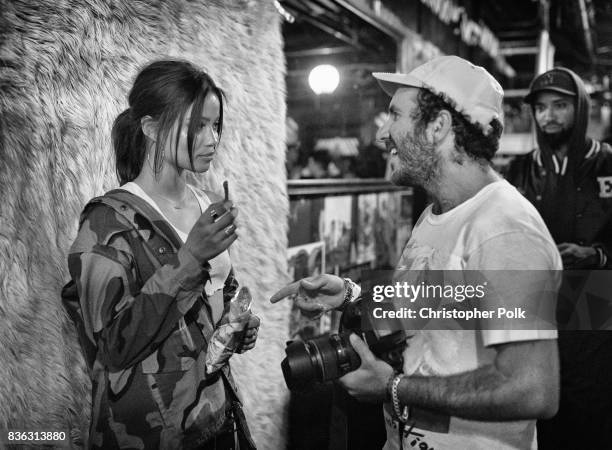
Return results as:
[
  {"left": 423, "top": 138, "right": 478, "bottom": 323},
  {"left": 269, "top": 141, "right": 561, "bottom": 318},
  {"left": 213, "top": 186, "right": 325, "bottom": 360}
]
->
[{"left": 112, "top": 108, "right": 145, "bottom": 185}]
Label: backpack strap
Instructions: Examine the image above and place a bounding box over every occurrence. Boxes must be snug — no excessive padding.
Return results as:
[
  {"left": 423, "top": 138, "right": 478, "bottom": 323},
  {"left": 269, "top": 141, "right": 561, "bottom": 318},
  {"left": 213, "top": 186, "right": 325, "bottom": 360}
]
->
[{"left": 95, "top": 189, "right": 184, "bottom": 252}]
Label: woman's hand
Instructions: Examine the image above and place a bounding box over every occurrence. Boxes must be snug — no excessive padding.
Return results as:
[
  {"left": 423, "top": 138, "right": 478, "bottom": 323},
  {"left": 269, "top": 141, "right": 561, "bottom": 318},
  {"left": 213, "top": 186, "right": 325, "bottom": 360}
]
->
[
  {"left": 237, "top": 314, "right": 260, "bottom": 353},
  {"left": 184, "top": 200, "right": 238, "bottom": 265}
]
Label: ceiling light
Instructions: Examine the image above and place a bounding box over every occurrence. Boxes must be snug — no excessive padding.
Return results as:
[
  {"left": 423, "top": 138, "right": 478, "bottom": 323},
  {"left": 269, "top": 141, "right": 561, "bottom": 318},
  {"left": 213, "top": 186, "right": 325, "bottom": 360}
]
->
[{"left": 308, "top": 64, "right": 340, "bottom": 95}]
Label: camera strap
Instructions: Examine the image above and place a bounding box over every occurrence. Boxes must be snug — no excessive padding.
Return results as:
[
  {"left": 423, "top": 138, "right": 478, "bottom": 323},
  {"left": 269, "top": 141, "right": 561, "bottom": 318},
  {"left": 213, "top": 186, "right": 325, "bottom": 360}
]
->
[{"left": 219, "top": 370, "right": 257, "bottom": 450}]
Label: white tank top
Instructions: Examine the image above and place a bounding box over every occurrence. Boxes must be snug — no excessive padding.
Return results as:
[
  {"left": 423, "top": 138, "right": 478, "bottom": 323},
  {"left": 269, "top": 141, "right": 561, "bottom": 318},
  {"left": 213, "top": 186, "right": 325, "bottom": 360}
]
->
[{"left": 120, "top": 182, "right": 232, "bottom": 323}]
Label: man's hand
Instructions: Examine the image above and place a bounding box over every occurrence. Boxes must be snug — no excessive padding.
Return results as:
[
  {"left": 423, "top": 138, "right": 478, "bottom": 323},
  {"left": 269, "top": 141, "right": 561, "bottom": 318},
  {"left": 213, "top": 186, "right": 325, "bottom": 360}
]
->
[
  {"left": 269, "top": 274, "right": 345, "bottom": 317},
  {"left": 338, "top": 334, "right": 395, "bottom": 403},
  {"left": 557, "top": 243, "right": 598, "bottom": 268}
]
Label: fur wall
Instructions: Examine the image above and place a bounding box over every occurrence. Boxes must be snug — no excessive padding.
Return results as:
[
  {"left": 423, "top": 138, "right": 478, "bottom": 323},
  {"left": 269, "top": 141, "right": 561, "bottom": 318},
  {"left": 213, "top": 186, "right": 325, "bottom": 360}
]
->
[{"left": 0, "top": 0, "right": 290, "bottom": 448}]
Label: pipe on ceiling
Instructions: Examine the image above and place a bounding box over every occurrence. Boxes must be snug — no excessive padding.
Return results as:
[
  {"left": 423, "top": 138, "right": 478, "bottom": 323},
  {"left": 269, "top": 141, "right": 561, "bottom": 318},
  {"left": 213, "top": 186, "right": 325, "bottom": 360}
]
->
[{"left": 578, "top": 0, "right": 595, "bottom": 62}]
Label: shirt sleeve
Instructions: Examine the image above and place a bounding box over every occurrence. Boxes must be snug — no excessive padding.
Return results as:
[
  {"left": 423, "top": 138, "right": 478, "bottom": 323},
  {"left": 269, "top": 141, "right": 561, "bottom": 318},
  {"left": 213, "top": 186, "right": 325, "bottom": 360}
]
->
[
  {"left": 466, "top": 231, "right": 560, "bottom": 347},
  {"left": 69, "top": 237, "right": 208, "bottom": 371}
]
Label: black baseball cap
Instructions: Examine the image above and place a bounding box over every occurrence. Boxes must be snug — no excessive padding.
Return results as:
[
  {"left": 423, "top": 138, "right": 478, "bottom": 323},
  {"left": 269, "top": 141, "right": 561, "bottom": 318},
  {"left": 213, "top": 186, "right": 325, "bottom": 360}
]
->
[{"left": 524, "top": 68, "right": 577, "bottom": 104}]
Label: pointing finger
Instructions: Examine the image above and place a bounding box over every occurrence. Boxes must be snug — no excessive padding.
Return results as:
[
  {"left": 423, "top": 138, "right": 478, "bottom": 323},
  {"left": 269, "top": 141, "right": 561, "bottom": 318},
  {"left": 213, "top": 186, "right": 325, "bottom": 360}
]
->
[{"left": 270, "top": 281, "right": 303, "bottom": 303}]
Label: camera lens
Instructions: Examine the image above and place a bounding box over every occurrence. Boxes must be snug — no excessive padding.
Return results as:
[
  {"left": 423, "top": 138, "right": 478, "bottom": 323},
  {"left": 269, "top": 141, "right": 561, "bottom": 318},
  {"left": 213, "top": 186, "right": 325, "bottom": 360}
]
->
[
  {"left": 281, "top": 340, "right": 319, "bottom": 390},
  {"left": 281, "top": 299, "right": 408, "bottom": 391},
  {"left": 281, "top": 334, "right": 361, "bottom": 390},
  {"left": 312, "top": 334, "right": 360, "bottom": 381}
]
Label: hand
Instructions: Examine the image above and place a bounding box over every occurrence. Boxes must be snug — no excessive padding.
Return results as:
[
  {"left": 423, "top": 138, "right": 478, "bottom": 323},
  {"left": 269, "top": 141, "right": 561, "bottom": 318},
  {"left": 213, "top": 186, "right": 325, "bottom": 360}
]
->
[
  {"left": 557, "top": 243, "right": 598, "bottom": 269},
  {"left": 184, "top": 200, "right": 238, "bottom": 265},
  {"left": 237, "top": 314, "right": 260, "bottom": 353},
  {"left": 339, "top": 334, "right": 395, "bottom": 403},
  {"left": 269, "top": 274, "right": 345, "bottom": 316}
]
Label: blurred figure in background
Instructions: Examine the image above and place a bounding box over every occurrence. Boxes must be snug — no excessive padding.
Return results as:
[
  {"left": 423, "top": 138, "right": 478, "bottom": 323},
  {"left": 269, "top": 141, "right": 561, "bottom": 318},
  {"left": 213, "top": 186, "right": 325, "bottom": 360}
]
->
[
  {"left": 286, "top": 116, "right": 304, "bottom": 179},
  {"left": 336, "top": 155, "right": 358, "bottom": 178},
  {"left": 300, "top": 149, "right": 334, "bottom": 179},
  {"left": 356, "top": 112, "right": 388, "bottom": 178}
]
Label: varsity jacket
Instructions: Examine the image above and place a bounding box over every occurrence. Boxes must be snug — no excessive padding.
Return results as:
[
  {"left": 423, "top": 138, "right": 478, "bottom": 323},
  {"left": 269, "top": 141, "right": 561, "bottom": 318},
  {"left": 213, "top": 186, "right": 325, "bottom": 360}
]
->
[
  {"left": 508, "top": 141, "right": 612, "bottom": 269},
  {"left": 64, "top": 189, "right": 251, "bottom": 449}
]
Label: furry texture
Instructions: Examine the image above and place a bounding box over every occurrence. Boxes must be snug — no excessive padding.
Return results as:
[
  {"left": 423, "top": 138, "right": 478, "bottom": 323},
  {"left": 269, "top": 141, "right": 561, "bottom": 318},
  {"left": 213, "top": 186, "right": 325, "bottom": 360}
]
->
[{"left": 0, "top": 1, "right": 290, "bottom": 448}]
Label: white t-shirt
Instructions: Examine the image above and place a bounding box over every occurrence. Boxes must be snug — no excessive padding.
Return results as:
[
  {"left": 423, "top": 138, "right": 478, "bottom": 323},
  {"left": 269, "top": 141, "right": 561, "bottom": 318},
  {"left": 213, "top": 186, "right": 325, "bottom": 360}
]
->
[
  {"left": 383, "top": 179, "right": 561, "bottom": 450},
  {"left": 120, "top": 182, "right": 231, "bottom": 324}
]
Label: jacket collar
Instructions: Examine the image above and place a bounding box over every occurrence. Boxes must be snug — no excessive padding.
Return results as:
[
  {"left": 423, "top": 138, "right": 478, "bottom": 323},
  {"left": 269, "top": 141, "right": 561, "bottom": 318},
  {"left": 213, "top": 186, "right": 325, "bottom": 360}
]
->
[{"left": 533, "top": 140, "right": 600, "bottom": 175}]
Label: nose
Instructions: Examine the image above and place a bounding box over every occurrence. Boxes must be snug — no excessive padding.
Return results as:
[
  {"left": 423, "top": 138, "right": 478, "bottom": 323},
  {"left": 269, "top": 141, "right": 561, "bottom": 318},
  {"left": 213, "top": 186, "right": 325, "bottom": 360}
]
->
[{"left": 207, "top": 124, "right": 219, "bottom": 147}]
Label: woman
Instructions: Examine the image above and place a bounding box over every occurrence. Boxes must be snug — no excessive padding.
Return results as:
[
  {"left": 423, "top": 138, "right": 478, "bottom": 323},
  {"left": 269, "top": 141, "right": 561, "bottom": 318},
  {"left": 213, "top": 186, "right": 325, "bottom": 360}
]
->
[{"left": 66, "top": 60, "right": 258, "bottom": 449}]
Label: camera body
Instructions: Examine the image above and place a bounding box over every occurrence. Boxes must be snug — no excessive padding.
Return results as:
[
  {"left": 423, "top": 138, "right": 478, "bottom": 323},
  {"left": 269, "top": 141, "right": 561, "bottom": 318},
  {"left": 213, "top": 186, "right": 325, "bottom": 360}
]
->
[{"left": 281, "top": 300, "right": 407, "bottom": 391}]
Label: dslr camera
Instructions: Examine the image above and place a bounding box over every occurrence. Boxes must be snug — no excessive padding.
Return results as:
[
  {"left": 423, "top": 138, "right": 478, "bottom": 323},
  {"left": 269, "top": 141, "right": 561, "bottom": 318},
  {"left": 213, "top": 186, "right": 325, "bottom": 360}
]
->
[{"left": 281, "top": 300, "right": 407, "bottom": 391}]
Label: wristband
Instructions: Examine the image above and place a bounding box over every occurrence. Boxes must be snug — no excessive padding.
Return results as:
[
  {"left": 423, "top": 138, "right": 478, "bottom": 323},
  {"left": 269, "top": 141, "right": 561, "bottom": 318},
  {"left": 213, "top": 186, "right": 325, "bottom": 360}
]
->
[
  {"left": 391, "top": 374, "right": 409, "bottom": 422},
  {"left": 595, "top": 246, "right": 607, "bottom": 268},
  {"left": 340, "top": 278, "right": 361, "bottom": 310}
]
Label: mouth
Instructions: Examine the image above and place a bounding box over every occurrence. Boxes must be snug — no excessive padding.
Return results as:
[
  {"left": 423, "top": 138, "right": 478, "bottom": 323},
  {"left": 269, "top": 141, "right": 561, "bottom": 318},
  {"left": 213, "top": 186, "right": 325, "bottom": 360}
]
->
[{"left": 385, "top": 140, "right": 398, "bottom": 156}]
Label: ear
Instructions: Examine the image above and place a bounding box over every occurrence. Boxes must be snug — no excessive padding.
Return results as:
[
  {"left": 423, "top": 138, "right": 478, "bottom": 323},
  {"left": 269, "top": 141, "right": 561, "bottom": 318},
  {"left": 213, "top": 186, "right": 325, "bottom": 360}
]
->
[
  {"left": 140, "top": 116, "right": 157, "bottom": 142},
  {"left": 428, "top": 109, "right": 452, "bottom": 144}
]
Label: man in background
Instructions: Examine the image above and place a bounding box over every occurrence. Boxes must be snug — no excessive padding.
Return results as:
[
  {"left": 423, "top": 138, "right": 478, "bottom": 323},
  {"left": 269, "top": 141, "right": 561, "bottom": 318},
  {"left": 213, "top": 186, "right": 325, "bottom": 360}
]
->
[{"left": 507, "top": 68, "right": 612, "bottom": 449}]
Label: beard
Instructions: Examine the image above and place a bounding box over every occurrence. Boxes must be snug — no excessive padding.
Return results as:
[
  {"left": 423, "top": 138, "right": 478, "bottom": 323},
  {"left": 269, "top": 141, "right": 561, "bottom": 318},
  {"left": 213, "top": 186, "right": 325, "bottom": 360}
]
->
[
  {"left": 540, "top": 126, "right": 572, "bottom": 149},
  {"left": 390, "top": 127, "right": 440, "bottom": 188}
]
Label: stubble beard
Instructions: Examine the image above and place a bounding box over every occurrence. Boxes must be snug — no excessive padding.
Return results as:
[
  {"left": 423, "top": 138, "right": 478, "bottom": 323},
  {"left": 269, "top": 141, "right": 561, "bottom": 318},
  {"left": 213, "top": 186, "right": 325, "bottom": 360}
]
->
[{"left": 390, "top": 129, "right": 440, "bottom": 188}]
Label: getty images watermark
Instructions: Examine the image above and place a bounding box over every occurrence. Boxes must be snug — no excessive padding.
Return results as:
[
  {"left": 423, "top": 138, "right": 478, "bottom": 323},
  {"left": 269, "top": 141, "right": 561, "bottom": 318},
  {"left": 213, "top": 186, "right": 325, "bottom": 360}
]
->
[{"left": 359, "top": 270, "right": 612, "bottom": 332}]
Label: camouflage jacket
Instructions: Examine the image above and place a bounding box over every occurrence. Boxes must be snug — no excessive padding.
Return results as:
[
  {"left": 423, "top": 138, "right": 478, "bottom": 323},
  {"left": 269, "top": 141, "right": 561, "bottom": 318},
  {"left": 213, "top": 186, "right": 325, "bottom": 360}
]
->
[{"left": 67, "top": 189, "right": 244, "bottom": 449}]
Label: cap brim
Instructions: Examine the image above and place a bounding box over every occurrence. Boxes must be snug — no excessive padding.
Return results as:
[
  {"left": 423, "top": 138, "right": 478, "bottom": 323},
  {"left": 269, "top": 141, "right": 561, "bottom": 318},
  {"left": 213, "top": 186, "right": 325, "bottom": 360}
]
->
[
  {"left": 524, "top": 87, "right": 576, "bottom": 104},
  {"left": 372, "top": 72, "right": 425, "bottom": 97}
]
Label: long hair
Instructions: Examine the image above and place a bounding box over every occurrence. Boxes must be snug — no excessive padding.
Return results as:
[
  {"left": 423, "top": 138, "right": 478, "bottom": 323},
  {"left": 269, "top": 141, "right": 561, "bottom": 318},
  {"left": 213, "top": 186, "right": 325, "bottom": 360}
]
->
[{"left": 112, "top": 60, "right": 224, "bottom": 185}]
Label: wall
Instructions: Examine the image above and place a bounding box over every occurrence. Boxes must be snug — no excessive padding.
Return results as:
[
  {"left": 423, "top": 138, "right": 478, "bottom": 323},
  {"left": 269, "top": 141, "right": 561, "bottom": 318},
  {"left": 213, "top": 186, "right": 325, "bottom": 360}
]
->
[{"left": 0, "top": 1, "right": 290, "bottom": 447}]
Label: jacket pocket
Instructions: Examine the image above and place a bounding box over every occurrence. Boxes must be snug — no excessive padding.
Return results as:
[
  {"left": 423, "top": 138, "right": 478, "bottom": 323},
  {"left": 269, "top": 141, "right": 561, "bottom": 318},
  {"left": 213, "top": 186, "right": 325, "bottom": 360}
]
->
[{"left": 141, "top": 317, "right": 204, "bottom": 373}]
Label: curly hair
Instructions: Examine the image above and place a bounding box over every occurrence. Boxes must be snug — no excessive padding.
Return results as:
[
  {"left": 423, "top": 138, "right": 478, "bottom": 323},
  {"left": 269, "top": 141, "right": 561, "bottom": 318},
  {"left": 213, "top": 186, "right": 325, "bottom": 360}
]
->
[{"left": 411, "top": 89, "right": 503, "bottom": 161}]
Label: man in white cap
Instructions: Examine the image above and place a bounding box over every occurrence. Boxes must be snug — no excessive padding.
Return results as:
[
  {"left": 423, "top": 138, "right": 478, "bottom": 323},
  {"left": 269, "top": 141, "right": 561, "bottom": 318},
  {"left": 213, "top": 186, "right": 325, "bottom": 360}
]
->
[{"left": 271, "top": 55, "right": 561, "bottom": 449}]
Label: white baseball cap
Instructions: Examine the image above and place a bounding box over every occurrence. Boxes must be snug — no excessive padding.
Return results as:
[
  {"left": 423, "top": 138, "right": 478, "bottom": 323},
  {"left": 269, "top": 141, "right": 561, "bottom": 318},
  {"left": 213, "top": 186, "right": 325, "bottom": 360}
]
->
[{"left": 373, "top": 55, "right": 504, "bottom": 135}]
